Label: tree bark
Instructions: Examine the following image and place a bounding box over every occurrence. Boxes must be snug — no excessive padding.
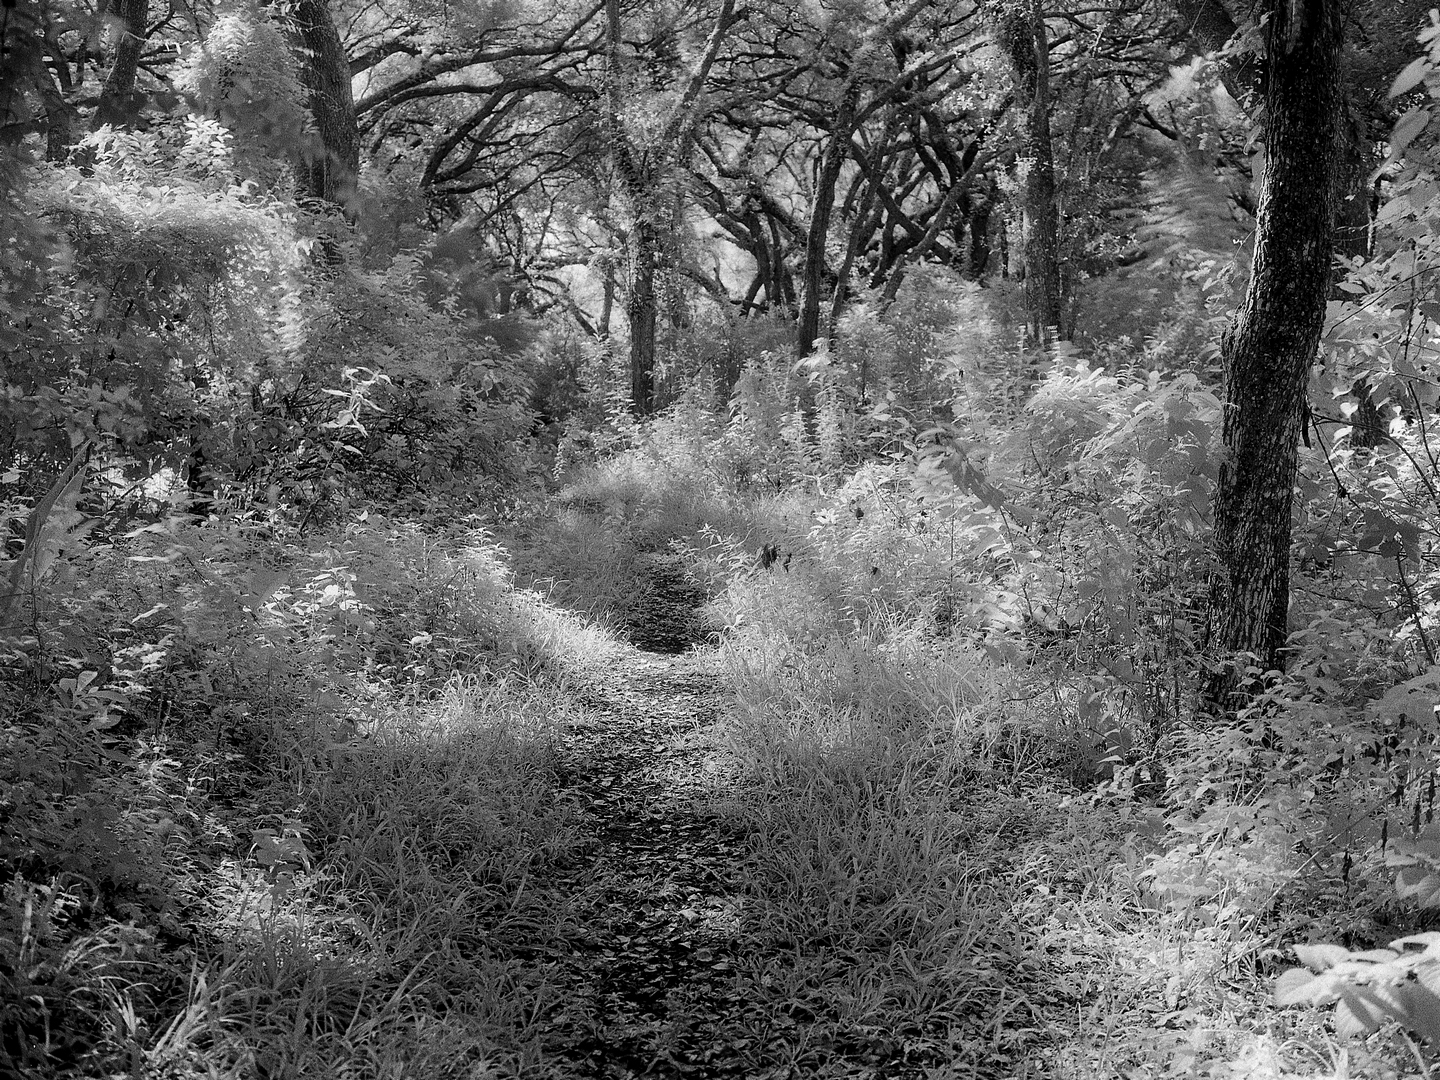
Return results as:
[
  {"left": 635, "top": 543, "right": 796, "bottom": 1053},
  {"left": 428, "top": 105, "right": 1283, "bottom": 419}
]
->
[
  {"left": 881, "top": 160, "right": 978, "bottom": 304},
  {"left": 603, "top": 0, "right": 736, "bottom": 414},
  {"left": 1331, "top": 104, "right": 1374, "bottom": 264},
  {"left": 1171, "top": 0, "right": 1373, "bottom": 268},
  {"left": 996, "top": 0, "right": 1064, "bottom": 341},
  {"left": 598, "top": 254, "right": 615, "bottom": 341},
  {"left": 968, "top": 176, "right": 993, "bottom": 277},
  {"left": 1204, "top": 0, "right": 1344, "bottom": 711},
  {"left": 93, "top": 0, "right": 148, "bottom": 129},
  {"left": 796, "top": 90, "right": 857, "bottom": 357},
  {"left": 36, "top": 73, "right": 78, "bottom": 160},
  {"left": 1, "top": 3, "right": 43, "bottom": 144},
  {"left": 1348, "top": 377, "right": 1387, "bottom": 448},
  {"left": 1171, "top": 0, "right": 1261, "bottom": 109},
  {"left": 628, "top": 221, "right": 659, "bottom": 413},
  {"left": 829, "top": 115, "right": 894, "bottom": 331},
  {"left": 289, "top": 0, "right": 360, "bottom": 209},
  {"left": 604, "top": 0, "right": 655, "bottom": 414},
  {"left": 790, "top": 0, "right": 930, "bottom": 355}
]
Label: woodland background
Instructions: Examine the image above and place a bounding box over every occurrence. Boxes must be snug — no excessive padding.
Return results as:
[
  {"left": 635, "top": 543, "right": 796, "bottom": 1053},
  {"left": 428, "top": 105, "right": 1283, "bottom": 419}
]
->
[{"left": 7, "top": 0, "right": 1440, "bottom": 1076}]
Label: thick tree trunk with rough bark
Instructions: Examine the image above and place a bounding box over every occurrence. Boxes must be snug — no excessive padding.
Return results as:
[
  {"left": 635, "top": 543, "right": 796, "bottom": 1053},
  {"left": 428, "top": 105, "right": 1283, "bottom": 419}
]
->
[
  {"left": 1172, "top": 0, "right": 1372, "bottom": 266},
  {"left": 93, "top": 0, "right": 148, "bottom": 129},
  {"left": 289, "top": 0, "right": 359, "bottom": 209},
  {"left": 1204, "top": 0, "right": 1344, "bottom": 710},
  {"left": 996, "top": 0, "right": 1063, "bottom": 341}
]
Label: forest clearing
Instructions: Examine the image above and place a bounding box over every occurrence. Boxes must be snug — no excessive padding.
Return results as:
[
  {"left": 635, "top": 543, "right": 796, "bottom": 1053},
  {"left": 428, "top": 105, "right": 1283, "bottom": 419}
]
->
[{"left": 8, "top": 0, "right": 1440, "bottom": 1076}]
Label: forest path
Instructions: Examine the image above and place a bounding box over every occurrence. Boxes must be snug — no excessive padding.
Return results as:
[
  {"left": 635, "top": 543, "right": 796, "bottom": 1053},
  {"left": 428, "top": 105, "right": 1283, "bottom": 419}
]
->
[
  {"left": 524, "top": 647, "right": 1065, "bottom": 1080},
  {"left": 538, "top": 648, "right": 761, "bottom": 1078}
]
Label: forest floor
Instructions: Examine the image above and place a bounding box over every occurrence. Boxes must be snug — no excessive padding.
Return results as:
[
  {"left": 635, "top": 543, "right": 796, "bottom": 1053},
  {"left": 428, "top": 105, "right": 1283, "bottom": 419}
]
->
[
  {"left": 5, "top": 513, "right": 1405, "bottom": 1080},
  {"left": 530, "top": 646, "right": 1039, "bottom": 1079},
  {"left": 513, "top": 645, "right": 1285, "bottom": 1080},
  {"left": 538, "top": 652, "right": 761, "bottom": 1076}
]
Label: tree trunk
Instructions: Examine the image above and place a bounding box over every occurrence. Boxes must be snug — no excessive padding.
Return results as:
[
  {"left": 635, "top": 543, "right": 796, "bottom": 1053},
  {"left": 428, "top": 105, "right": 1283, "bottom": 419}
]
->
[
  {"left": 1332, "top": 111, "right": 1373, "bottom": 263},
  {"left": 997, "top": 0, "right": 1064, "bottom": 341},
  {"left": 1348, "top": 377, "right": 1387, "bottom": 448},
  {"left": 766, "top": 215, "right": 787, "bottom": 310},
  {"left": 829, "top": 118, "right": 892, "bottom": 330},
  {"left": 882, "top": 173, "right": 971, "bottom": 303},
  {"left": 1171, "top": 0, "right": 1261, "bottom": 109},
  {"left": 745, "top": 215, "right": 773, "bottom": 313},
  {"left": 1204, "top": 0, "right": 1344, "bottom": 711},
  {"left": 998, "top": 201, "right": 1010, "bottom": 278},
  {"left": 1173, "top": 0, "right": 1374, "bottom": 269},
  {"left": 598, "top": 255, "right": 615, "bottom": 341},
  {"left": 794, "top": 0, "right": 929, "bottom": 353},
  {"left": 603, "top": 0, "right": 735, "bottom": 414},
  {"left": 797, "top": 92, "right": 857, "bottom": 357},
  {"left": 93, "top": 0, "right": 148, "bottom": 129},
  {"left": 628, "top": 221, "right": 659, "bottom": 415},
  {"left": 289, "top": 0, "right": 359, "bottom": 209},
  {"left": 1, "top": 2, "right": 44, "bottom": 144},
  {"left": 968, "top": 177, "right": 993, "bottom": 277},
  {"left": 604, "top": 0, "right": 657, "bottom": 414},
  {"left": 36, "top": 75, "right": 78, "bottom": 160}
]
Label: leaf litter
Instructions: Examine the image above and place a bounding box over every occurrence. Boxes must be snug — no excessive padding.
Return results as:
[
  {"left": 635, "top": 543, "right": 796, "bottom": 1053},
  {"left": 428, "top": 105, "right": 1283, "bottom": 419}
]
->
[{"left": 526, "top": 649, "right": 1056, "bottom": 1079}]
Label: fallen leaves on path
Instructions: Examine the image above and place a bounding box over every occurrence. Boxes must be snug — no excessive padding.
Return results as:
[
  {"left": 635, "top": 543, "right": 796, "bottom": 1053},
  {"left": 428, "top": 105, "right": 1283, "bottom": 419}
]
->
[{"left": 525, "top": 651, "right": 1045, "bottom": 1080}]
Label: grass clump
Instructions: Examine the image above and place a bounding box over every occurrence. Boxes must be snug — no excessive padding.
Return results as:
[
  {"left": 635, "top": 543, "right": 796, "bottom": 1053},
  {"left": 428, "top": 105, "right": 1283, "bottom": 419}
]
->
[
  {"left": 152, "top": 675, "right": 586, "bottom": 1078},
  {"left": 713, "top": 626, "right": 1054, "bottom": 1075}
]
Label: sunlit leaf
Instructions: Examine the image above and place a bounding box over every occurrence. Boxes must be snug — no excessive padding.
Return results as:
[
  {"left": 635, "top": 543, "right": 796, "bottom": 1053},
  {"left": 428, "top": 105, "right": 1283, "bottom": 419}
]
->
[{"left": 1392, "top": 56, "right": 1430, "bottom": 98}]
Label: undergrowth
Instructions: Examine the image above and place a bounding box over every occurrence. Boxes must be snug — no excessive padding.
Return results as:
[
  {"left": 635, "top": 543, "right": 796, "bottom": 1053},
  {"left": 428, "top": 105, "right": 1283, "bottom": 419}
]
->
[
  {"left": 9, "top": 269, "right": 1440, "bottom": 1078},
  {"left": 0, "top": 506, "right": 618, "bottom": 1079},
  {"left": 139, "top": 676, "right": 588, "bottom": 1078},
  {"left": 712, "top": 629, "right": 1049, "bottom": 1075}
]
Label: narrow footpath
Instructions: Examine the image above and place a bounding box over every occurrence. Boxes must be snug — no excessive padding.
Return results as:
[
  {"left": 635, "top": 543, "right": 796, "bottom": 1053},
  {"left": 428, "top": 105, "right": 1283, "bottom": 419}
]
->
[
  {"left": 519, "top": 648, "right": 1058, "bottom": 1080},
  {"left": 513, "top": 642, "right": 1343, "bottom": 1080},
  {"left": 538, "top": 651, "right": 763, "bottom": 1077}
]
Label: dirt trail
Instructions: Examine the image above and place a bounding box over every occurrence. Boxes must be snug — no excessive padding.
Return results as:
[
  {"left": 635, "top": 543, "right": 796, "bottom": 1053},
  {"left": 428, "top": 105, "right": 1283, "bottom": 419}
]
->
[
  {"left": 539, "top": 651, "right": 759, "bottom": 1078},
  {"left": 527, "top": 649, "right": 1061, "bottom": 1080}
]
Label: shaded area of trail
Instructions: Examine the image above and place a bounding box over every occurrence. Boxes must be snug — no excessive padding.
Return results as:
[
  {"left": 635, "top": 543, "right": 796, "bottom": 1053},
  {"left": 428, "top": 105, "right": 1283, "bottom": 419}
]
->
[
  {"left": 540, "top": 656, "right": 758, "bottom": 1077},
  {"left": 520, "top": 652, "right": 1060, "bottom": 1079}
]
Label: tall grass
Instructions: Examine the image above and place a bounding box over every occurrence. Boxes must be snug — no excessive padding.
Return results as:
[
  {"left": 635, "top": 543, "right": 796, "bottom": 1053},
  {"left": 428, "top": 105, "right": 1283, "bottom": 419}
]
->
[
  {"left": 148, "top": 675, "right": 585, "bottom": 1079},
  {"left": 712, "top": 624, "right": 1051, "bottom": 1071},
  {"left": 0, "top": 510, "right": 627, "bottom": 1079}
]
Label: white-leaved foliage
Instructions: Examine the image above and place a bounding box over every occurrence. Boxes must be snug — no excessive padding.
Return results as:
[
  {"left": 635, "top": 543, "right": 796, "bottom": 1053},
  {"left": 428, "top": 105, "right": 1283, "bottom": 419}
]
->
[
  {"left": 19, "top": 126, "right": 306, "bottom": 458},
  {"left": 172, "top": 0, "right": 318, "bottom": 188}
]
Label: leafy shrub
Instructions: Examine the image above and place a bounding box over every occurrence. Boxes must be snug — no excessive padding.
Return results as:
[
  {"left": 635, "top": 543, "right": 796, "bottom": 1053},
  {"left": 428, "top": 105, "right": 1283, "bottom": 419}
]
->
[
  {"left": 2, "top": 119, "right": 538, "bottom": 526},
  {"left": 272, "top": 261, "right": 535, "bottom": 513},
  {"left": 1277, "top": 934, "right": 1440, "bottom": 1044},
  {"left": 718, "top": 353, "right": 815, "bottom": 490},
  {"left": 171, "top": 0, "right": 318, "bottom": 186},
  {"left": 0, "top": 462, "right": 627, "bottom": 1073},
  {"left": 3, "top": 130, "right": 303, "bottom": 483}
]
